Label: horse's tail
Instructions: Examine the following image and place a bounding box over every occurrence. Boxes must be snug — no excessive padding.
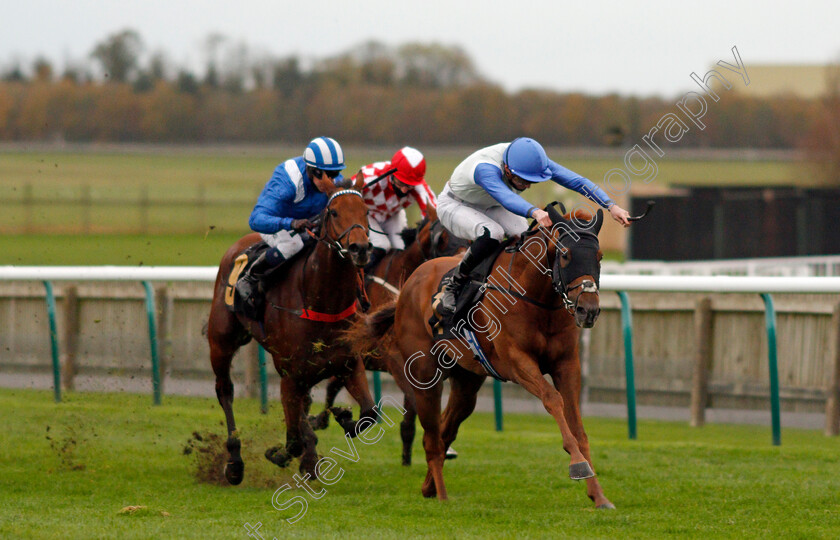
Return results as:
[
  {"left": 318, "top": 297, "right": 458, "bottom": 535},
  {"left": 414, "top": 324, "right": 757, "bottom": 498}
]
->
[
  {"left": 342, "top": 302, "right": 396, "bottom": 357},
  {"left": 368, "top": 302, "right": 397, "bottom": 337}
]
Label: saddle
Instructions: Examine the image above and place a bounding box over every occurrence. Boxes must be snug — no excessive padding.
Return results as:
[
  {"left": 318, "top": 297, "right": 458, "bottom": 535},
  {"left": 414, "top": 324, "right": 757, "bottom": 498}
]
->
[
  {"left": 428, "top": 237, "right": 517, "bottom": 341},
  {"left": 224, "top": 238, "right": 314, "bottom": 320}
]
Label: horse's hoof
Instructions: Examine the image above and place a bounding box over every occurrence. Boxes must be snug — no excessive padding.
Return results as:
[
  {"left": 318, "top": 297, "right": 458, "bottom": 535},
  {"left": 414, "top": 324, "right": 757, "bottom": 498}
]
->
[
  {"left": 265, "top": 446, "right": 292, "bottom": 468},
  {"left": 421, "top": 483, "right": 437, "bottom": 498},
  {"left": 401, "top": 455, "right": 411, "bottom": 466},
  {"left": 445, "top": 447, "right": 458, "bottom": 460},
  {"left": 330, "top": 406, "right": 353, "bottom": 424},
  {"left": 596, "top": 502, "right": 616, "bottom": 510},
  {"left": 308, "top": 410, "right": 330, "bottom": 431},
  {"left": 569, "top": 461, "right": 595, "bottom": 480},
  {"left": 299, "top": 460, "right": 318, "bottom": 479},
  {"left": 224, "top": 460, "right": 244, "bottom": 485}
]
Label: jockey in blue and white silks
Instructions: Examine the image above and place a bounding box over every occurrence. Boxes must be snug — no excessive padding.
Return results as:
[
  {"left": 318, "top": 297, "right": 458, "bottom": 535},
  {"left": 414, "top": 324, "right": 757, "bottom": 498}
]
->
[
  {"left": 236, "top": 136, "right": 346, "bottom": 304},
  {"left": 436, "top": 137, "right": 631, "bottom": 315}
]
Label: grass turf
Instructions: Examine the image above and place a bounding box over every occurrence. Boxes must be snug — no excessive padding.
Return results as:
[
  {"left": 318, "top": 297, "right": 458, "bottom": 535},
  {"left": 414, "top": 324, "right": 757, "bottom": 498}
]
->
[{"left": 1, "top": 388, "right": 839, "bottom": 539}]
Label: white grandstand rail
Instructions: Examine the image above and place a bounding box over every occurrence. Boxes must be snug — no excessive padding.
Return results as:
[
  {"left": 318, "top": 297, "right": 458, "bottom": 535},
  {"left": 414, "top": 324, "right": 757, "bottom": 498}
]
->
[
  {"left": 602, "top": 254, "right": 840, "bottom": 277},
  {"left": 0, "top": 266, "right": 218, "bottom": 281},
  {"left": 600, "top": 275, "right": 840, "bottom": 294}
]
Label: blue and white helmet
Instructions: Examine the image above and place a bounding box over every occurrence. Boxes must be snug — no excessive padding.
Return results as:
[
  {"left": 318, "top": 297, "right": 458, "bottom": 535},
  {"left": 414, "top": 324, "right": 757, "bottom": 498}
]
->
[{"left": 303, "top": 136, "right": 345, "bottom": 171}]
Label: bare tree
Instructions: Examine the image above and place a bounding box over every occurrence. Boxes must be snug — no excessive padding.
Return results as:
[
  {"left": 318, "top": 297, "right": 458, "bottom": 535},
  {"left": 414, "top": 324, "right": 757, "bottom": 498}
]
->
[{"left": 90, "top": 29, "right": 143, "bottom": 83}]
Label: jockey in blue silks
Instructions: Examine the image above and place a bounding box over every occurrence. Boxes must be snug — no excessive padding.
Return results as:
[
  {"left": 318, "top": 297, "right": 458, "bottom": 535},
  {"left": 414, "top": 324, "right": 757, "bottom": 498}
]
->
[
  {"left": 235, "top": 136, "right": 346, "bottom": 304},
  {"left": 436, "top": 137, "right": 632, "bottom": 315}
]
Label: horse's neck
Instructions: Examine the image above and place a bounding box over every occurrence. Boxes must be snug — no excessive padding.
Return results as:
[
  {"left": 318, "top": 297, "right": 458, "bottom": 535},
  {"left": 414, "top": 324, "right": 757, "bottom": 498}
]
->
[
  {"left": 497, "top": 245, "right": 557, "bottom": 303},
  {"left": 393, "top": 242, "right": 425, "bottom": 277},
  {"left": 302, "top": 241, "right": 358, "bottom": 307}
]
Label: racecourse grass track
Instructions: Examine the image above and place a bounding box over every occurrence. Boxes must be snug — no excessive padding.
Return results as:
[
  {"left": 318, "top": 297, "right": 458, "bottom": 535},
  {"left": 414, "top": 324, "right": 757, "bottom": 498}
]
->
[{"left": 2, "top": 388, "right": 839, "bottom": 539}]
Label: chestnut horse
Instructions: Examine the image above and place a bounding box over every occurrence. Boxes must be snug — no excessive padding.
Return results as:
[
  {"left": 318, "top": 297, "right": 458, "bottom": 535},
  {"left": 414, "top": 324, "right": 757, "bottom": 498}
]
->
[
  {"left": 350, "top": 204, "right": 616, "bottom": 508},
  {"left": 311, "top": 211, "right": 468, "bottom": 465},
  {"left": 207, "top": 177, "right": 376, "bottom": 484}
]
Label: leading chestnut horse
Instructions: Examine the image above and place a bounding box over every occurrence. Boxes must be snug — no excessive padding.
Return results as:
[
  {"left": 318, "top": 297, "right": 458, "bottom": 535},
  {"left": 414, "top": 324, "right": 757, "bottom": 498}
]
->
[
  {"left": 350, "top": 204, "right": 615, "bottom": 509},
  {"left": 207, "top": 176, "right": 376, "bottom": 484}
]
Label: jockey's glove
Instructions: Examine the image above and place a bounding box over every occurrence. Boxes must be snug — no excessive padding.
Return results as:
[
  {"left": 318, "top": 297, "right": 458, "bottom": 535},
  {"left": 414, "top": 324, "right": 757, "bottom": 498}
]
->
[{"left": 290, "top": 218, "right": 315, "bottom": 231}]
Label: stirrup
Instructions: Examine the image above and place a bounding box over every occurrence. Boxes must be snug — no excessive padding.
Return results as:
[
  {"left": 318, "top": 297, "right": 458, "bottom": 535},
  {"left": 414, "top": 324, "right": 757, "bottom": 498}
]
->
[{"left": 235, "top": 273, "right": 259, "bottom": 300}]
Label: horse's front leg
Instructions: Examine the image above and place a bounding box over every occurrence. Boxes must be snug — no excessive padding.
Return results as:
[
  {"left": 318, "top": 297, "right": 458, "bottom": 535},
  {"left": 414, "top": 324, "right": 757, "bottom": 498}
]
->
[
  {"left": 265, "top": 375, "right": 305, "bottom": 469},
  {"left": 551, "top": 360, "right": 614, "bottom": 509},
  {"left": 298, "top": 390, "right": 320, "bottom": 477},
  {"left": 505, "top": 346, "right": 593, "bottom": 480}
]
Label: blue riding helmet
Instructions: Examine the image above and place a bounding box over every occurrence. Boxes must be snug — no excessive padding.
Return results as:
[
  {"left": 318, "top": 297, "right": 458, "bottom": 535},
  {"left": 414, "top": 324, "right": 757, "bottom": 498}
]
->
[
  {"left": 303, "top": 136, "right": 345, "bottom": 171},
  {"left": 503, "top": 137, "right": 551, "bottom": 183}
]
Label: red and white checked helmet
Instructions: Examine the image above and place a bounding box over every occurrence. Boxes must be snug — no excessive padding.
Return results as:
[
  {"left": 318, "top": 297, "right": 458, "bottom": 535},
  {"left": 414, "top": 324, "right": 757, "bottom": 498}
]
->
[{"left": 390, "top": 146, "right": 426, "bottom": 186}]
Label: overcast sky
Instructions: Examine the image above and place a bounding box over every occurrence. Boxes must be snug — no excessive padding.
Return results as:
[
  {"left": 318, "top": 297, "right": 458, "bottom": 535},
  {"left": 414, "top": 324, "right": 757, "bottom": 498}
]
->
[{"left": 2, "top": 0, "right": 838, "bottom": 97}]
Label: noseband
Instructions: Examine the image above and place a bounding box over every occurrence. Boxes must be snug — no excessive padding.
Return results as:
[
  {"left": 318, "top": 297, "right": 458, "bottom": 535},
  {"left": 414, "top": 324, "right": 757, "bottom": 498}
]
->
[{"left": 318, "top": 189, "right": 367, "bottom": 259}]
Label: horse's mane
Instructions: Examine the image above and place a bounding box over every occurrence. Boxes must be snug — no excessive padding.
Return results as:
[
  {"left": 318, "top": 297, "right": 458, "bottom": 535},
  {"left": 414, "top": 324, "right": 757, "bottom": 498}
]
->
[
  {"left": 565, "top": 209, "right": 593, "bottom": 223},
  {"left": 400, "top": 217, "right": 430, "bottom": 248}
]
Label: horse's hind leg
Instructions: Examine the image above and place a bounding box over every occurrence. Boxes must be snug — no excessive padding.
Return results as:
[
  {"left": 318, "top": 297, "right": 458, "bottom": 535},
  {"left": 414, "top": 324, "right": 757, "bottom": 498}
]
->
[
  {"left": 208, "top": 321, "right": 247, "bottom": 485},
  {"left": 415, "top": 384, "right": 447, "bottom": 500},
  {"left": 331, "top": 355, "right": 377, "bottom": 436},
  {"left": 400, "top": 395, "right": 416, "bottom": 466},
  {"left": 309, "top": 376, "right": 342, "bottom": 431},
  {"left": 552, "top": 362, "right": 615, "bottom": 509}
]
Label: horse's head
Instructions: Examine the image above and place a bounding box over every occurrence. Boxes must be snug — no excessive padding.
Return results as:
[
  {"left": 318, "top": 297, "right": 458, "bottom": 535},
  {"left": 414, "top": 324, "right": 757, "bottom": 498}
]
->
[
  {"left": 545, "top": 203, "right": 604, "bottom": 328},
  {"left": 318, "top": 175, "right": 372, "bottom": 267}
]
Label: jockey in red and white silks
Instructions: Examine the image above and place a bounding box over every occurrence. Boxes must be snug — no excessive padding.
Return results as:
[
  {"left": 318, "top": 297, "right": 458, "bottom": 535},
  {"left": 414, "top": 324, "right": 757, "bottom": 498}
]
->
[{"left": 358, "top": 147, "right": 437, "bottom": 270}]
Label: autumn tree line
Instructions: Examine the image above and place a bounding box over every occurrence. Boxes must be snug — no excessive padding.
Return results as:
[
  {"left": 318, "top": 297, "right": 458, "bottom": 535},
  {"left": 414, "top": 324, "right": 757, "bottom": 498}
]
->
[{"left": 0, "top": 29, "right": 829, "bottom": 150}]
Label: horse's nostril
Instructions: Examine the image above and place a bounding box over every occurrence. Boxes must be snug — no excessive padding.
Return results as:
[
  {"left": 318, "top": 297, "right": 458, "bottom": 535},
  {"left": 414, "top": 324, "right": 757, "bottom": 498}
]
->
[
  {"left": 576, "top": 306, "right": 586, "bottom": 315},
  {"left": 348, "top": 244, "right": 359, "bottom": 253}
]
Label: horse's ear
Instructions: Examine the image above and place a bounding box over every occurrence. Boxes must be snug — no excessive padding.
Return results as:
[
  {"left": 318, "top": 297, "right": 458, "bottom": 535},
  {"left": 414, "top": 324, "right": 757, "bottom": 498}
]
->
[
  {"left": 351, "top": 171, "right": 365, "bottom": 191},
  {"left": 592, "top": 209, "right": 604, "bottom": 234},
  {"left": 320, "top": 179, "right": 340, "bottom": 197}
]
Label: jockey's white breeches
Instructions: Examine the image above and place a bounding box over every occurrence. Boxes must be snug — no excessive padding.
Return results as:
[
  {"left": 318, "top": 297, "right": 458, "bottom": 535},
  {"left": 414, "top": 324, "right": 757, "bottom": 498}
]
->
[
  {"left": 368, "top": 210, "right": 408, "bottom": 251},
  {"left": 260, "top": 229, "right": 305, "bottom": 259},
  {"left": 437, "top": 184, "right": 529, "bottom": 242}
]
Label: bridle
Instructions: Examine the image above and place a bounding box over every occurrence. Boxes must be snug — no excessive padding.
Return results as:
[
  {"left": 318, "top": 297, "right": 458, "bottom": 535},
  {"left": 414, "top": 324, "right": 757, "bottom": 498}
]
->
[
  {"left": 551, "top": 229, "right": 600, "bottom": 316},
  {"left": 312, "top": 189, "right": 368, "bottom": 259}
]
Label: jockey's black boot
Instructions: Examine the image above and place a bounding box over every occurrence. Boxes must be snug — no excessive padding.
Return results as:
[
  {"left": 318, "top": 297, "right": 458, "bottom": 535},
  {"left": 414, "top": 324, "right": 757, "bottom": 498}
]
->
[
  {"left": 364, "top": 247, "right": 387, "bottom": 274},
  {"left": 235, "top": 248, "right": 285, "bottom": 313},
  {"left": 438, "top": 231, "right": 500, "bottom": 316}
]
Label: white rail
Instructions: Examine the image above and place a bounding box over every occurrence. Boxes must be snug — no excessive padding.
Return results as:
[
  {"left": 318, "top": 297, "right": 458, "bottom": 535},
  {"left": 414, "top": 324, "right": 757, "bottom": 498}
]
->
[
  {"left": 3, "top": 266, "right": 840, "bottom": 294},
  {"left": 0, "top": 266, "right": 218, "bottom": 281},
  {"left": 603, "top": 255, "right": 840, "bottom": 277}
]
